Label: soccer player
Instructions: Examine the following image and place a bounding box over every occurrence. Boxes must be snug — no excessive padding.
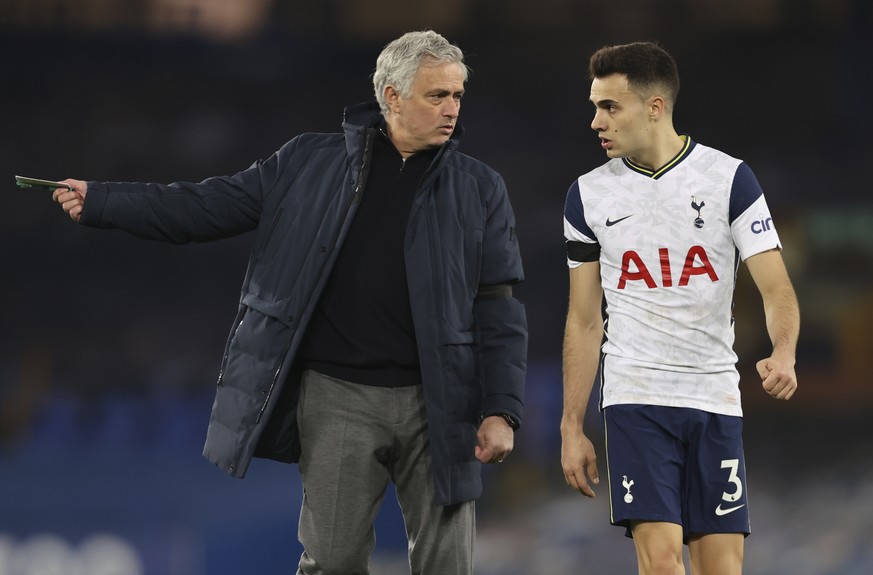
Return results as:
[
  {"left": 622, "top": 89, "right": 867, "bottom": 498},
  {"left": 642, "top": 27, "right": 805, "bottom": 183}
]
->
[{"left": 560, "top": 42, "right": 799, "bottom": 575}]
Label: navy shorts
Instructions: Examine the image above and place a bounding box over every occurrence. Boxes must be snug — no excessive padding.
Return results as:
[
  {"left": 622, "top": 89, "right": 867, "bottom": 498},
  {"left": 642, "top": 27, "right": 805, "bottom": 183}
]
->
[{"left": 603, "top": 404, "right": 751, "bottom": 541}]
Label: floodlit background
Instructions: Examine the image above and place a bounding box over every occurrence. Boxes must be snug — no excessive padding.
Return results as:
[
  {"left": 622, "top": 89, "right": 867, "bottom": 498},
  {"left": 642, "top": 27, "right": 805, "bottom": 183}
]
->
[{"left": 1, "top": 1, "right": 872, "bottom": 573}]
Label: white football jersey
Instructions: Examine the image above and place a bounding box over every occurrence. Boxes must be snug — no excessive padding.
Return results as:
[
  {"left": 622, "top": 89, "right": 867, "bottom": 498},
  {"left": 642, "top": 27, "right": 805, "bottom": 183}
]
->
[{"left": 563, "top": 138, "right": 781, "bottom": 416}]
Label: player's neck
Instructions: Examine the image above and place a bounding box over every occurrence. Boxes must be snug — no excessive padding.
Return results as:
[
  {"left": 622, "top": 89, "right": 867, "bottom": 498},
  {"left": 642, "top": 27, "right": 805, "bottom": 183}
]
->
[{"left": 629, "top": 130, "right": 685, "bottom": 172}]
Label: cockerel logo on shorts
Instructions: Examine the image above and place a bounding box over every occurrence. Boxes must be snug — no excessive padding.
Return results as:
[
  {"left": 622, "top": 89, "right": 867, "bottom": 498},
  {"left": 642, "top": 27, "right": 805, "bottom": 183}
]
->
[{"left": 622, "top": 475, "right": 635, "bottom": 503}]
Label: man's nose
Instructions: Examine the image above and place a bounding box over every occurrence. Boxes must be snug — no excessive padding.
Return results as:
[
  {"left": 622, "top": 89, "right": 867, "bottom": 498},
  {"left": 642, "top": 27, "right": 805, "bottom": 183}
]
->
[
  {"left": 444, "top": 98, "right": 460, "bottom": 117},
  {"left": 591, "top": 110, "right": 606, "bottom": 132}
]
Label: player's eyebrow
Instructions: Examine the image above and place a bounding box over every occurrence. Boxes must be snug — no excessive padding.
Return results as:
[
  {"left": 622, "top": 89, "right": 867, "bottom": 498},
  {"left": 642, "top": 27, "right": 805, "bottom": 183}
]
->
[{"left": 591, "top": 97, "right": 619, "bottom": 109}]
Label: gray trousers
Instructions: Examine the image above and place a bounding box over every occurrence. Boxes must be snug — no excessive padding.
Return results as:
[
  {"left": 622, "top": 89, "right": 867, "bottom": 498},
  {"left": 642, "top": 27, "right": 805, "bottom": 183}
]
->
[{"left": 296, "top": 370, "right": 475, "bottom": 575}]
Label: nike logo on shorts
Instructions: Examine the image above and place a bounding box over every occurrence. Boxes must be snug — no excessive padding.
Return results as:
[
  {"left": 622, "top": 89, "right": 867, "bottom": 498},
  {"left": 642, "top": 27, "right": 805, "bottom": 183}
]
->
[
  {"left": 715, "top": 503, "right": 746, "bottom": 516},
  {"left": 605, "top": 215, "right": 633, "bottom": 227}
]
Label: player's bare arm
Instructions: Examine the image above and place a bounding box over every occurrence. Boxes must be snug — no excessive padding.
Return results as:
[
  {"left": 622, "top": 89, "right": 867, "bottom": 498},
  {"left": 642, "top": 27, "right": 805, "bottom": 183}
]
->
[
  {"left": 561, "top": 262, "right": 604, "bottom": 497},
  {"left": 745, "top": 249, "right": 800, "bottom": 400},
  {"left": 51, "top": 179, "right": 88, "bottom": 223}
]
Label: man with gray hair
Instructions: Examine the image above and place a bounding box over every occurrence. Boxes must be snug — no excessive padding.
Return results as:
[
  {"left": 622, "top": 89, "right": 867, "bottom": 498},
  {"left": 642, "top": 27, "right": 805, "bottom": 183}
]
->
[{"left": 51, "top": 30, "right": 527, "bottom": 574}]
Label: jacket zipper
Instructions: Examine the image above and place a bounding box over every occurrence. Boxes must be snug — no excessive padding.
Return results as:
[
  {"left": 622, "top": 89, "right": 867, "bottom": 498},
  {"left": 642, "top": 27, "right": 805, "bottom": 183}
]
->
[
  {"left": 216, "top": 317, "right": 244, "bottom": 386},
  {"left": 259, "top": 207, "right": 284, "bottom": 254},
  {"left": 253, "top": 128, "right": 376, "bottom": 424}
]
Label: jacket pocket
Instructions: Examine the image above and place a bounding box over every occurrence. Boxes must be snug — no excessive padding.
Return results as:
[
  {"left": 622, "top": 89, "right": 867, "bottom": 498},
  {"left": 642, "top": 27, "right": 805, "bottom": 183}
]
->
[
  {"left": 464, "top": 228, "right": 483, "bottom": 295},
  {"left": 441, "top": 333, "right": 480, "bottom": 426},
  {"left": 214, "top": 305, "right": 293, "bottom": 429}
]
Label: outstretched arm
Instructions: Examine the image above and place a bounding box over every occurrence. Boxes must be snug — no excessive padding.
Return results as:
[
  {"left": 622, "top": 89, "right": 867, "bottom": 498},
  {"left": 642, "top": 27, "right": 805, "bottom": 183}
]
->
[
  {"left": 561, "top": 262, "right": 603, "bottom": 498},
  {"left": 45, "top": 137, "right": 316, "bottom": 242},
  {"left": 745, "top": 249, "right": 800, "bottom": 400}
]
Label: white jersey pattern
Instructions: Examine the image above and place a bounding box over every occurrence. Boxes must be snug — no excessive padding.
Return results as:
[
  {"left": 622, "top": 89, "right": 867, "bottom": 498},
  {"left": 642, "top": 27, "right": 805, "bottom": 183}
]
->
[{"left": 563, "top": 138, "right": 781, "bottom": 416}]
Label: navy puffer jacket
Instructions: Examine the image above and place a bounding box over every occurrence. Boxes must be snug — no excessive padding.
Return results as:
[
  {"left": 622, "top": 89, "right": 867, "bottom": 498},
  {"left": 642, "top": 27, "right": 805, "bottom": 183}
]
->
[{"left": 80, "top": 102, "right": 527, "bottom": 505}]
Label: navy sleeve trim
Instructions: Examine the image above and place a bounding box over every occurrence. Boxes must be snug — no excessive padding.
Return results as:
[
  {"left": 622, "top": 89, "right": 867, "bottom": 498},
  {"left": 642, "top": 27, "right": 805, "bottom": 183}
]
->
[
  {"left": 729, "top": 162, "right": 764, "bottom": 224},
  {"left": 564, "top": 180, "right": 596, "bottom": 239}
]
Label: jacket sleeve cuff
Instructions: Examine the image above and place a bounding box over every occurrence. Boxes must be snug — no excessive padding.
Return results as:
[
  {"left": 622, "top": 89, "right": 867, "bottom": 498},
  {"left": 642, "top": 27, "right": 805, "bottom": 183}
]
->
[{"left": 79, "top": 181, "right": 110, "bottom": 227}]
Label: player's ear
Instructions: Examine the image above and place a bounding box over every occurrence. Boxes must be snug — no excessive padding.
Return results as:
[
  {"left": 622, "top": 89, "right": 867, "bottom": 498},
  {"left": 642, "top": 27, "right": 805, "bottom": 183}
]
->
[{"left": 649, "top": 95, "right": 666, "bottom": 119}]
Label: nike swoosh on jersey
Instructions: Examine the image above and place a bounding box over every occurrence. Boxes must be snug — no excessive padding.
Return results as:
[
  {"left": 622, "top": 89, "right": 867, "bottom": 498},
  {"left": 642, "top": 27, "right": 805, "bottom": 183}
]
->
[
  {"left": 715, "top": 503, "right": 746, "bottom": 516},
  {"left": 605, "top": 215, "right": 633, "bottom": 227}
]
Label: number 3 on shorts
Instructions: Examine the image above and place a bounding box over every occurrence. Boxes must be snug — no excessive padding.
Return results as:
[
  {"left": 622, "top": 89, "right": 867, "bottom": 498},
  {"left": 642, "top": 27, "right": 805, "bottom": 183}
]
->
[{"left": 720, "top": 458, "right": 743, "bottom": 503}]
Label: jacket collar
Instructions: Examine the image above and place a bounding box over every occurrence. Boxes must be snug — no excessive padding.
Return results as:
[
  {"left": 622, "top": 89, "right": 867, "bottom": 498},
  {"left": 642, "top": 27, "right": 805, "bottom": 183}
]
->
[{"left": 342, "top": 101, "right": 383, "bottom": 134}]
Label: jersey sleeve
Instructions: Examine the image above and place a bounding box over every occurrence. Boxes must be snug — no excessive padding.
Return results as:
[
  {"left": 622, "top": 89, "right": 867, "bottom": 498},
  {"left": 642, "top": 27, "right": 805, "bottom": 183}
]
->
[
  {"left": 563, "top": 178, "right": 601, "bottom": 268},
  {"left": 729, "top": 162, "right": 782, "bottom": 260}
]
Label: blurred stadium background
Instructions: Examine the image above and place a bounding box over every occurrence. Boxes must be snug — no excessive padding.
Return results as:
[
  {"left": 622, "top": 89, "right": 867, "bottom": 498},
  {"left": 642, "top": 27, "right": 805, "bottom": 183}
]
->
[{"left": 1, "top": 0, "right": 871, "bottom": 573}]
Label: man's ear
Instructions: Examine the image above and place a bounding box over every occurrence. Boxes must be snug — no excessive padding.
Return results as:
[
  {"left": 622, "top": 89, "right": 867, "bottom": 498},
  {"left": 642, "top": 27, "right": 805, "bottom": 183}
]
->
[
  {"left": 384, "top": 85, "right": 400, "bottom": 112},
  {"left": 649, "top": 95, "right": 666, "bottom": 119}
]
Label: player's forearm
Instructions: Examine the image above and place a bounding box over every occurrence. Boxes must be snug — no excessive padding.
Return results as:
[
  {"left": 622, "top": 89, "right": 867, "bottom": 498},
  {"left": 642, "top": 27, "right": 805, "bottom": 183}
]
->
[
  {"left": 763, "top": 282, "right": 800, "bottom": 361},
  {"left": 561, "top": 316, "right": 603, "bottom": 431}
]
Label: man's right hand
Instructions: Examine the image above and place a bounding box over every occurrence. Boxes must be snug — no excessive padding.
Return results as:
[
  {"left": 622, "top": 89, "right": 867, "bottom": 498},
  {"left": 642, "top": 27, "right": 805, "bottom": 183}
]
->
[
  {"left": 52, "top": 179, "right": 88, "bottom": 222},
  {"left": 561, "top": 426, "right": 600, "bottom": 498}
]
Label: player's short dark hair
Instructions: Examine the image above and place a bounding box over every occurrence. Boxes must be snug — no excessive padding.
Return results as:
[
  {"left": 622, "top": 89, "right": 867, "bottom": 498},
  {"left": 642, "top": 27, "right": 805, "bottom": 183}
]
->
[{"left": 589, "top": 42, "right": 680, "bottom": 106}]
